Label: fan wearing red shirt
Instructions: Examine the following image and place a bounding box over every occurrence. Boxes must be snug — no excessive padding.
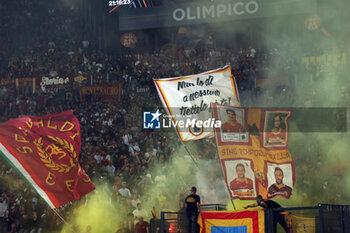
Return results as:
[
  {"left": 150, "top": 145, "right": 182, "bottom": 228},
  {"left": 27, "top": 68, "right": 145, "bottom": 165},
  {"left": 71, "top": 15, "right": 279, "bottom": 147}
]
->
[
  {"left": 135, "top": 216, "right": 149, "bottom": 233},
  {"left": 230, "top": 163, "right": 254, "bottom": 197}
]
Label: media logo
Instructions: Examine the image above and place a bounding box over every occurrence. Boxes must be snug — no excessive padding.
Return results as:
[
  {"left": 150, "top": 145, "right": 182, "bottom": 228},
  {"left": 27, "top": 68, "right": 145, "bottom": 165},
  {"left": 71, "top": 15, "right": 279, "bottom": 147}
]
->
[{"left": 143, "top": 110, "right": 161, "bottom": 129}]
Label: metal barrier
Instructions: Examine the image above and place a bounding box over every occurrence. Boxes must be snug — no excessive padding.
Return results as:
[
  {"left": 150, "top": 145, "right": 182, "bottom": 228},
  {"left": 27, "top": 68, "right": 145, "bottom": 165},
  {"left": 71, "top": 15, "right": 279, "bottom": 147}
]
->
[
  {"left": 200, "top": 204, "right": 227, "bottom": 211},
  {"left": 267, "top": 204, "right": 350, "bottom": 233},
  {"left": 160, "top": 204, "right": 226, "bottom": 233},
  {"left": 160, "top": 211, "right": 186, "bottom": 233},
  {"left": 160, "top": 204, "right": 350, "bottom": 233}
]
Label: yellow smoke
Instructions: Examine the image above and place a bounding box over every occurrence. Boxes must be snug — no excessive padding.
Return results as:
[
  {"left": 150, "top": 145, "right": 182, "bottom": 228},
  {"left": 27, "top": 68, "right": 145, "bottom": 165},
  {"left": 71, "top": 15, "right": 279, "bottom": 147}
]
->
[
  {"left": 60, "top": 184, "right": 124, "bottom": 233},
  {"left": 59, "top": 145, "right": 198, "bottom": 233}
]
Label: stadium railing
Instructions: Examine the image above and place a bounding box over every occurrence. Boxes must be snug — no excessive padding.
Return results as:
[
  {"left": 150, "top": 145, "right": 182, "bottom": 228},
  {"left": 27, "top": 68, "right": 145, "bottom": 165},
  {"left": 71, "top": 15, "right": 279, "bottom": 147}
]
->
[{"left": 159, "top": 204, "right": 350, "bottom": 233}]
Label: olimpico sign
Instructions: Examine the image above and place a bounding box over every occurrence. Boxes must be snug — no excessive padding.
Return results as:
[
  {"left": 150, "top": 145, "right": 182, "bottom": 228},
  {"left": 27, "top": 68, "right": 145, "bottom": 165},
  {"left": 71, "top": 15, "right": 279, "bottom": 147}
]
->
[
  {"left": 119, "top": 0, "right": 316, "bottom": 31},
  {"left": 172, "top": 1, "right": 259, "bottom": 22}
]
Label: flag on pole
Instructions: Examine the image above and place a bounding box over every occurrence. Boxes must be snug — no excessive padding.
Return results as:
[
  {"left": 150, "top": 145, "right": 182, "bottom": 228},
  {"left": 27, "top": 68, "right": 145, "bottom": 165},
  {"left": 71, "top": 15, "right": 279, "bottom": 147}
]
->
[
  {"left": 154, "top": 66, "right": 240, "bottom": 141},
  {"left": 212, "top": 103, "right": 295, "bottom": 200},
  {"left": 0, "top": 111, "right": 95, "bottom": 208}
]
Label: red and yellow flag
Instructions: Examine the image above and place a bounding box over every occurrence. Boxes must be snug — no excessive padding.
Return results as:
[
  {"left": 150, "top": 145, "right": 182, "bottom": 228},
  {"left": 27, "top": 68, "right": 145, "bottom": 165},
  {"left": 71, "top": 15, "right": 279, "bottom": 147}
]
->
[
  {"left": 198, "top": 210, "right": 265, "bottom": 233},
  {"left": 0, "top": 111, "right": 95, "bottom": 208},
  {"left": 212, "top": 103, "right": 295, "bottom": 200}
]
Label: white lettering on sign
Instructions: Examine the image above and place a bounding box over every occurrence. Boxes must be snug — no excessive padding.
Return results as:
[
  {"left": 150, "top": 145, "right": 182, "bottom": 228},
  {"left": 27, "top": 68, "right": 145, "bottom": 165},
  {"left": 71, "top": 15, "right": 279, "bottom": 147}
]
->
[
  {"left": 172, "top": 1, "right": 259, "bottom": 22},
  {"left": 173, "top": 8, "right": 186, "bottom": 21},
  {"left": 40, "top": 77, "right": 70, "bottom": 88}
]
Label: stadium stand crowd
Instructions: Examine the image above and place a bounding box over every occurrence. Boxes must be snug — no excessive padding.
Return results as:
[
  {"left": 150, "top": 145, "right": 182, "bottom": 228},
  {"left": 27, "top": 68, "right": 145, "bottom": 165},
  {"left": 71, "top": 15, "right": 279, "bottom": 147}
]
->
[{"left": 0, "top": 0, "right": 349, "bottom": 232}]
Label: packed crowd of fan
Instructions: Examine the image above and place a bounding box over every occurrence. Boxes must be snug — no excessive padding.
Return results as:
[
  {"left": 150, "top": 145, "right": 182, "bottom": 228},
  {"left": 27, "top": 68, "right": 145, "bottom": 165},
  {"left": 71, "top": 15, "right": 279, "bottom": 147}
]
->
[
  {"left": 1, "top": 0, "right": 350, "bottom": 232},
  {"left": 0, "top": 53, "right": 289, "bottom": 233}
]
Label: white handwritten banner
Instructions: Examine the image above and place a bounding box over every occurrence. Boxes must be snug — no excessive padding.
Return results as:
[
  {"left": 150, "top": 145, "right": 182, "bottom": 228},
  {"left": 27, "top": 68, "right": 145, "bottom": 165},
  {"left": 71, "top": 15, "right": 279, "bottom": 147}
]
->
[
  {"left": 40, "top": 76, "right": 70, "bottom": 90},
  {"left": 154, "top": 66, "right": 240, "bottom": 141}
]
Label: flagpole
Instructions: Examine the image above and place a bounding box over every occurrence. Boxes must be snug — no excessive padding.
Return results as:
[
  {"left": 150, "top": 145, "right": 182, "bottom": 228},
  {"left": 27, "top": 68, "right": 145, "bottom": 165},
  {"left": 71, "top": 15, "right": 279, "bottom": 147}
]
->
[
  {"left": 50, "top": 208, "right": 79, "bottom": 233},
  {"left": 183, "top": 141, "right": 237, "bottom": 210},
  {"left": 181, "top": 141, "right": 199, "bottom": 168},
  {"left": 51, "top": 208, "right": 65, "bottom": 223},
  {"left": 231, "top": 199, "right": 236, "bottom": 210}
]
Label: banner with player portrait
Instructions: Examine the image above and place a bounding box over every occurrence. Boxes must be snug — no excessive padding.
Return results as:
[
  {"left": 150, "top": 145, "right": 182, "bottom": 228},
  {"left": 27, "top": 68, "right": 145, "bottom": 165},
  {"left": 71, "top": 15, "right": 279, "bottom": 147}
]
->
[
  {"left": 212, "top": 103, "right": 295, "bottom": 200},
  {"left": 154, "top": 66, "right": 240, "bottom": 141}
]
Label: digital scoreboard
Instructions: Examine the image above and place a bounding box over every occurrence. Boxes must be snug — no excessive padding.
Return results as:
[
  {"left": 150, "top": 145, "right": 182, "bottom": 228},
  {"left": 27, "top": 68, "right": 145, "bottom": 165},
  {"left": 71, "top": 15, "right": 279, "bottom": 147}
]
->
[{"left": 108, "top": 0, "right": 154, "bottom": 13}]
